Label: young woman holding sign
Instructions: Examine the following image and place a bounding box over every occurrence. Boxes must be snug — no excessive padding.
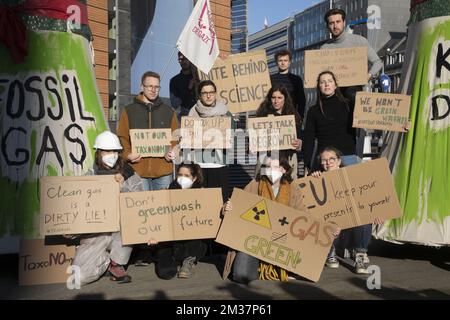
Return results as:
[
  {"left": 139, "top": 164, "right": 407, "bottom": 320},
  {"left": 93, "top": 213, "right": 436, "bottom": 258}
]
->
[
  {"left": 223, "top": 155, "right": 306, "bottom": 283},
  {"left": 147, "top": 163, "right": 208, "bottom": 280},
  {"left": 310, "top": 146, "right": 384, "bottom": 274},
  {"left": 255, "top": 85, "right": 302, "bottom": 179},
  {"left": 303, "top": 71, "right": 358, "bottom": 173},
  {"left": 182, "top": 80, "right": 236, "bottom": 203},
  {"left": 71, "top": 131, "right": 144, "bottom": 285}
]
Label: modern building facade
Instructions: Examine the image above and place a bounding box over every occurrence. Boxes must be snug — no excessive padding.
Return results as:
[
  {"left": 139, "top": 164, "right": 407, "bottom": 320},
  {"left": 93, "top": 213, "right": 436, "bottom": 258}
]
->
[
  {"left": 231, "top": 0, "right": 248, "bottom": 53},
  {"left": 288, "top": 0, "right": 409, "bottom": 109},
  {"left": 248, "top": 18, "right": 290, "bottom": 74}
]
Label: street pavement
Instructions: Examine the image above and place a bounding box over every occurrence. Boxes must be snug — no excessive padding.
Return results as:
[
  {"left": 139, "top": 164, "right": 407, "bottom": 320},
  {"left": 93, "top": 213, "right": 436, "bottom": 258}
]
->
[{"left": 1, "top": 239, "right": 449, "bottom": 300}]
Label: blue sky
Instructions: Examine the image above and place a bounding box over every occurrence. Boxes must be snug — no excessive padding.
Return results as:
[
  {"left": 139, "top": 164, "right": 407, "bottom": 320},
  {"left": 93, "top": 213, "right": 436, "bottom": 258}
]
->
[{"left": 248, "top": 0, "right": 323, "bottom": 34}]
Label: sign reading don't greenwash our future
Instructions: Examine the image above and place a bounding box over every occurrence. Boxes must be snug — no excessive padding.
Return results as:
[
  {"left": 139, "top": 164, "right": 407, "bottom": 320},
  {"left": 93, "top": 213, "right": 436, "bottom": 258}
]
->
[
  {"left": 130, "top": 129, "right": 172, "bottom": 157},
  {"left": 353, "top": 92, "right": 411, "bottom": 132},
  {"left": 119, "top": 188, "right": 223, "bottom": 245}
]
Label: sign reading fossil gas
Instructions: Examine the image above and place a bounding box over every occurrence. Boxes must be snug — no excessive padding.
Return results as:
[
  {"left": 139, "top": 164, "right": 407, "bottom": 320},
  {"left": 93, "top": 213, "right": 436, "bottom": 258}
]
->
[
  {"left": 120, "top": 188, "right": 223, "bottom": 245},
  {"left": 247, "top": 115, "right": 297, "bottom": 152},
  {"left": 40, "top": 175, "right": 120, "bottom": 236},
  {"left": 293, "top": 158, "right": 403, "bottom": 229},
  {"left": 180, "top": 116, "right": 232, "bottom": 149},
  {"left": 197, "top": 50, "right": 271, "bottom": 113},
  {"left": 353, "top": 92, "right": 411, "bottom": 132},
  {"left": 304, "top": 47, "right": 368, "bottom": 88},
  {"left": 130, "top": 129, "right": 172, "bottom": 157},
  {"left": 19, "top": 239, "right": 75, "bottom": 286},
  {"left": 216, "top": 188, "right": 336, "bottom": 282}
]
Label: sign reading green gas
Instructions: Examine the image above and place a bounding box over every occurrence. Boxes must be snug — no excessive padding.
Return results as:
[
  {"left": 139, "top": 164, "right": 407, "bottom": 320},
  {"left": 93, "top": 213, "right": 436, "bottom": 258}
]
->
[{"left": 216, "top": 188, "right": 337, "bottom": 282}]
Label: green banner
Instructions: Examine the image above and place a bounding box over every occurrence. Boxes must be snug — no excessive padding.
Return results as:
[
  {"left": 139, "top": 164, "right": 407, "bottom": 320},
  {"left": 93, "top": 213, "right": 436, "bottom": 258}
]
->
[
  {"left": 0, "top": 31, "right": 108, "bottom": 238},
  {"left": 376, "top": 16, "right": 450, "bottom": 245}
]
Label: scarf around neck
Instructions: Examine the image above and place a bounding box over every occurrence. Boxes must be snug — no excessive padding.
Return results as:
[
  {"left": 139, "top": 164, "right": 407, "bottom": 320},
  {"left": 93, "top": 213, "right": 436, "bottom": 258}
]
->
[
  {"left": 193, "top": 99, "right": 229, "bottom": 117},
  {"left": 257, "top": 177, "right": 291, "bottom": 206}
]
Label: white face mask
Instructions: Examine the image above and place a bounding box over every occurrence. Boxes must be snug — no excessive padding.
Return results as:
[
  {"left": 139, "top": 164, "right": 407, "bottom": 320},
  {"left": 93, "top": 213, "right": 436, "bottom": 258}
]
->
[
  {"left": 177, "top": 176, "right": 194, "bottom": 189},
  {"left": 102, "top": 153, "right": 118, "bottom": 168},
  {"left": 266, "top": 170, "right": 283, "bottom": 183}
]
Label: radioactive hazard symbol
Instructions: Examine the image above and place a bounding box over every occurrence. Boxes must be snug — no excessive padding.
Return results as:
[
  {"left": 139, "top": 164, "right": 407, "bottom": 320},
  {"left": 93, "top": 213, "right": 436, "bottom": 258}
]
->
[{"left": 240, "top": 200, "right": 272, "bottom": 229}]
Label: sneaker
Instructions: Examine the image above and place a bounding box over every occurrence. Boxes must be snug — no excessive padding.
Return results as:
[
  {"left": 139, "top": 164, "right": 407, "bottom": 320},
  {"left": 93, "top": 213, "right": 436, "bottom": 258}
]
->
[
  {"left": 108, "top": 260, "right": 132, "bottom": 283},
  {"left": 354, "top": 253, "right": 369, "bottom": 274},
  {"left": 178, "top": 256, "right": 196, "bottom": 278},
  {"left": 325, "top": 247, "right": 339, "bottom": 268},
  {"left": 325, "top": 256, "right": 339, "bottom": 268},
  {"left": 134, "top": 259, "right": 150, "bottom": 267}
]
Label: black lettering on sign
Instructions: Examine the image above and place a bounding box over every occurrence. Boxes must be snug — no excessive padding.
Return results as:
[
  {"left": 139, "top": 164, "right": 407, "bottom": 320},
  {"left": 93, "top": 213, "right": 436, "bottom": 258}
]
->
[
  {"left": 436, "top": 43, "right": 450, "bottom": 78},
  {"left": 36, "top": 126, "right": 63, "bottom": 169},
  {"left": 24, "top": 76, "right": 45, "bottom": 121},
  {"left": 7, "top": 80, "right": 25, "bottom": 119},
  {"left": 46, "top": 76, "right": 63, "bottom": 120},
  {"left": 64, "top": 123, "right": 86, "bottom": 166},
  {"left": 1, "top": 127, "right": 29, "bottom": 166},
  {"left": 310, "top": 178, "right": 327, "bottom": 206},
  {"left": 431, "top": 95, "right": 450, "bottom": 120}
]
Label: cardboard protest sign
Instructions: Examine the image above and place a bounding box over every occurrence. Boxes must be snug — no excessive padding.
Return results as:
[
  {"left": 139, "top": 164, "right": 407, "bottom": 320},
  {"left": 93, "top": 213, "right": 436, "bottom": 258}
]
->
[
  {"left": 130, "top": 129, "right": 172, "bottom": 157},
  {"left": 304, "top": 47, "right": 368, "bottom": 88},
  {"left": 216, "top": 188, "right": 336, "bottom": 282},
  {"left": 120, "top": 188, "right": 223, "bottom": 245},
  {"left": 198, "top": 50, "right": 271, "bottom": 113},
  {"left": 353, "top": 92, "right": 411, "bottom": 132},
  {"left": 247, "top": 115, "right": 297, "bottom": 152},
  {"left": 292, "top": 158, "right": 403, "bottom": 229},
  {"left": 40, "top": 176, "right": 120, "bottom": 236},
  {"left": 180, "top": 116, "right": 232, "bottom": 149},
  {"left": 19, "top": 239, "right": 75, "bottom": 286}
]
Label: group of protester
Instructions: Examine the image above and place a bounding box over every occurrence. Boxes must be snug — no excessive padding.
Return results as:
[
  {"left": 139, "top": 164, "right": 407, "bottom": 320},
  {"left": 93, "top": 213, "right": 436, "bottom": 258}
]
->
[{"left": 71, "top": 8, "right": 390, "bottom": 286}]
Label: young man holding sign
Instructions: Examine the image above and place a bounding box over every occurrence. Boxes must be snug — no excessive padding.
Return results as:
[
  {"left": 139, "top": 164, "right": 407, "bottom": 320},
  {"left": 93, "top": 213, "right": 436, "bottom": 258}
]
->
[{"left": 321, "top": 8, "right": 382, "bottom": 102}]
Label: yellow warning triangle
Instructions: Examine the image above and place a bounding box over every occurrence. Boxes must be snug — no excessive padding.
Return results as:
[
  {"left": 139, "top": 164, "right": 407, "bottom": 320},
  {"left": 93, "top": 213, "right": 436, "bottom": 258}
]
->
[{"left": 240, "top": 200, "right": 272, "bottom": 229}]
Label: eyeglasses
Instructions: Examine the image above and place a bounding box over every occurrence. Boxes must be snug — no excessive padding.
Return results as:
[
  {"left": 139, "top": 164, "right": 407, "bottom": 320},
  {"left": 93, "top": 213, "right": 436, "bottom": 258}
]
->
[
  {"left": 321, "top": 157, "right": 337, "bottom": 164},
  {"left": 143, "top": 85, "right": 161, "bottom": 91},
  {"left": 200, "top": 91, "right": 216, "bottom": 97}
]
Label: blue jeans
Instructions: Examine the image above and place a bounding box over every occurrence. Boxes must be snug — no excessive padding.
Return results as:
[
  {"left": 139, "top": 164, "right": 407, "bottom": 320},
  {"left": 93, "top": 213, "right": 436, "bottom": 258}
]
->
[
  {"left": 338, "top": 155, "right": 372, "bottom": 253},
  {"left": 339, "top": 224, "right": 372, "bottom": 253},
  {"left": 141, "top": 174, "right": 173, "bottom": 191}
]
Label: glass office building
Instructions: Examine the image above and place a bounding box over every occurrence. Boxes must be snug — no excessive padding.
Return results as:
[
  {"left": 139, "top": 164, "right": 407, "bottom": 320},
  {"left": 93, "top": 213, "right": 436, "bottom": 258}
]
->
[{"left": 231, "top": 0, "right": 248, "bottom": 53}]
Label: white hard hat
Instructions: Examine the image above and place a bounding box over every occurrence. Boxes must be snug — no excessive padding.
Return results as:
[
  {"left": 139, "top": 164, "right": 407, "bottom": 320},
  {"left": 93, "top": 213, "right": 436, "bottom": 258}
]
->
[{"left": 94, "top": 131, "right": 123, "bottom": 150}]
